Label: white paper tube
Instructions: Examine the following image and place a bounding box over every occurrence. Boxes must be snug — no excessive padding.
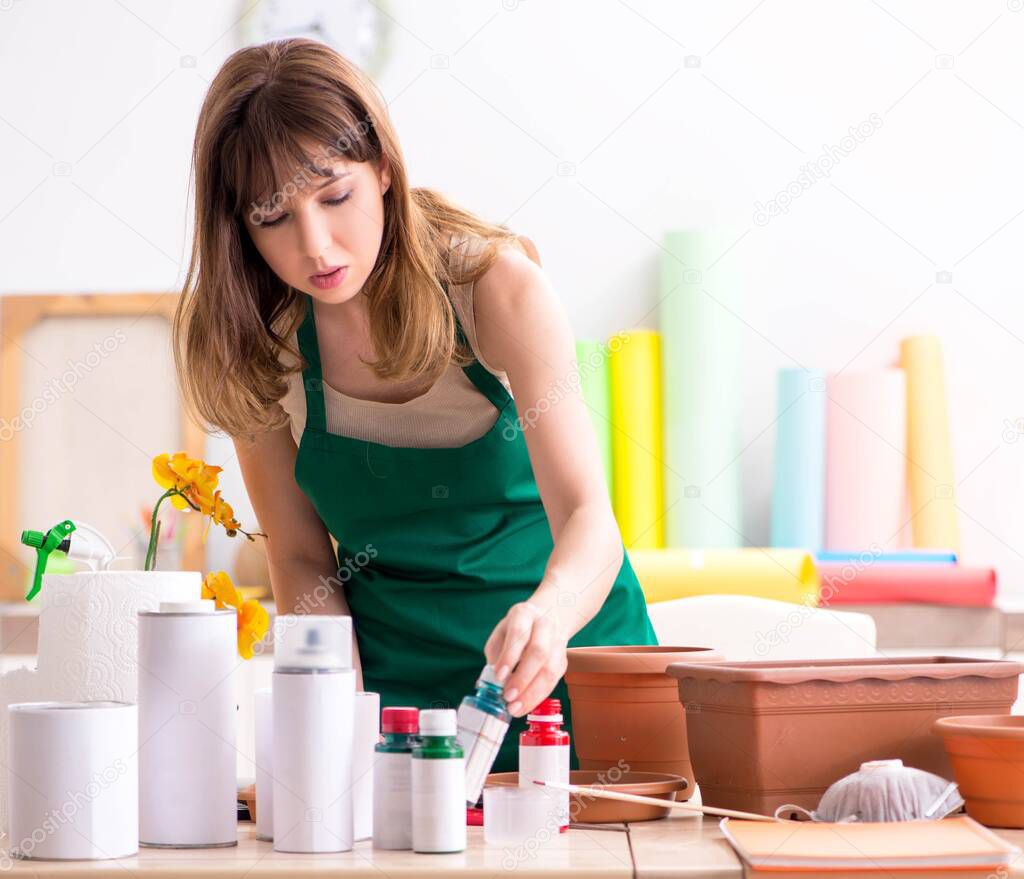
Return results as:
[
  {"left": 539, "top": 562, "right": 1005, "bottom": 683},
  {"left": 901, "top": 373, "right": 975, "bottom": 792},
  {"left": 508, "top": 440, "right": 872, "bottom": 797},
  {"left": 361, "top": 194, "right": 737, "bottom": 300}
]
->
[
  {"left": 254, "top": 687, "right": 273, "bottom": 841},
  {"left": 138, "top": 603, "right": 238, "bottom": 847},
  {"left": 8, "top": 701, "right": 138, "bottom": 861},
  {"left": 354, "top": 691, "right": 380, "bottom": 841}
]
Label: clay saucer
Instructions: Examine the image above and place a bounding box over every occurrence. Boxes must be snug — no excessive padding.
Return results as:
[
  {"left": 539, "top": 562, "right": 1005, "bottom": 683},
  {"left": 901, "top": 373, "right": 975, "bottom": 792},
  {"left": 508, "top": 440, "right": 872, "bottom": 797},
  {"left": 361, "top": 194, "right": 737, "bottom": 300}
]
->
[{"left": 485, "top": 770, "right": 688, "bottom": 823}]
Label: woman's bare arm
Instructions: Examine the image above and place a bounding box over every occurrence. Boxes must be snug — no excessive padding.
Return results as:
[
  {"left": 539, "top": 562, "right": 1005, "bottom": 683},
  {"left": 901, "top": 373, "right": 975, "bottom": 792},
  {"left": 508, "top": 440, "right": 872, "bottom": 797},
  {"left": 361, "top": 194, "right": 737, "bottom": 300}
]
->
[{"left": 234, "top": 422, "right": 364, "bottom": 688}]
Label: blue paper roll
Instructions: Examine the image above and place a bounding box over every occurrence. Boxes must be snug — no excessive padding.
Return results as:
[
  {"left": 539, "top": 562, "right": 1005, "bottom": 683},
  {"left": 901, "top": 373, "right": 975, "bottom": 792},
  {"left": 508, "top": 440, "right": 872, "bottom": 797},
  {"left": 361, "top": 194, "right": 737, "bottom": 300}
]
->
[
  {"left": 815, "top": 550, "right": 958, "bottom": 564},
  {"left": 771, "top": 368, "right": 826, "bottom": 550}
]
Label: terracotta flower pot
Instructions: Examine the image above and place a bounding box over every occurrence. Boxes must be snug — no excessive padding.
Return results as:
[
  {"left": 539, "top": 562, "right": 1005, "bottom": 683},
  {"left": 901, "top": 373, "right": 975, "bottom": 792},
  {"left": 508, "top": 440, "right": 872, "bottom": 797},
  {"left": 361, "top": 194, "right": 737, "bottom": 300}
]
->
[
  {"left": 934, "top": 715, "right": 1024, "bottom": 828},
  {"left": 564, "top": 645, "right": 722, "bottom": 798},
  {"left": 668, "top": 656, "right": 1024, "bottom": 816}
]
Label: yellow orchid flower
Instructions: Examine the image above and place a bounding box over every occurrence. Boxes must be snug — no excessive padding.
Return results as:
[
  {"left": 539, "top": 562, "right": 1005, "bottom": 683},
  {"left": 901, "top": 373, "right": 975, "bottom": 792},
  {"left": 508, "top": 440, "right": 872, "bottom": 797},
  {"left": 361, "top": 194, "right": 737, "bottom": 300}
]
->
[
  {"left": 202, "top": 571, "right": 243, "bottom": 610},
  {"left": 237, "top": 598, "right": 270, "bottom": 660},
  {"left": 147, "top": 451, "right": 264, "bottom": 571}
]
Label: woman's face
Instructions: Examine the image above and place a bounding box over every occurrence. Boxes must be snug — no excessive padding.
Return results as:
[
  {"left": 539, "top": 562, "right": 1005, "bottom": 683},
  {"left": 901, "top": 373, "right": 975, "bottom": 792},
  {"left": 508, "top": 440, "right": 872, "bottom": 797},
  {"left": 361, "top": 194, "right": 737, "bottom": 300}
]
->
[{"left": 243, "top": 154, "right": 391, "bottom": 306}]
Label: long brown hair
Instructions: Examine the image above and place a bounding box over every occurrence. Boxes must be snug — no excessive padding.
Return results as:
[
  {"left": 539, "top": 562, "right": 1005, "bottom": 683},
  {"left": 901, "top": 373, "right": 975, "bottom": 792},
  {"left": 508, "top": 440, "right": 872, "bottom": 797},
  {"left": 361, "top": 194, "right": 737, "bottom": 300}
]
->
[{"left": 175, "top": 38, "right": 528, "bottom": 439}]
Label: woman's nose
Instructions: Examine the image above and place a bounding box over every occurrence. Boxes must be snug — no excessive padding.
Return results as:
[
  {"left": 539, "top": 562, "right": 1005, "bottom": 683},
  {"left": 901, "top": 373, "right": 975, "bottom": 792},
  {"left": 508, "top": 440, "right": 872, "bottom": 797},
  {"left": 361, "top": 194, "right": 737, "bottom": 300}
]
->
[{"left": 296, "top": 210, "right": 333, "bottom": 262}]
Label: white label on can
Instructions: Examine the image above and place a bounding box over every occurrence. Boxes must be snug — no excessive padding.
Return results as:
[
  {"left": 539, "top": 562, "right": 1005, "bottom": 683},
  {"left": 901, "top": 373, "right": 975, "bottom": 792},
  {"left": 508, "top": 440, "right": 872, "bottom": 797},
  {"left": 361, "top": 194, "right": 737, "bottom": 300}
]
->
[
  {"left": 519, "top": 744, "right": 570, "bottom": 827},
  {"left": 411, "top": 757, "right": 466, "bottom": 853},
  {"left": 456, "top": 703, "right": 509, "bottom": 804},
  {"left": 373, "top": 751, "right": 412, "bottom": 850}
]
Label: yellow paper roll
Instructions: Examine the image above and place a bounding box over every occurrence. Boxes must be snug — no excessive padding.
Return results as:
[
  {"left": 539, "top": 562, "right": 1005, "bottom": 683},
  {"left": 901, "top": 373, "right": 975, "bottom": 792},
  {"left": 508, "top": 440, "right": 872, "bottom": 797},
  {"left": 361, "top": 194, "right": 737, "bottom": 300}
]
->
[
  {"left": 629, "top": 548, "right": 819, "bottom": 606},
  {"left": 899, "top": 336, "right": 959, "bottom": 552},
  {"left": 609, "top": 330, "right": 664, "bottom": 548}
]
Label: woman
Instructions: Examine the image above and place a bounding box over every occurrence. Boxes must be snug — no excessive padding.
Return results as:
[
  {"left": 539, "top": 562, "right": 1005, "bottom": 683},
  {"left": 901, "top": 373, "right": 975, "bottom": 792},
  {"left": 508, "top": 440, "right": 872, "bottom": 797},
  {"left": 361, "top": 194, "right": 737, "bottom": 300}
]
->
[{"left": 175, "top": 38, "right": 657, "bottom": 771}]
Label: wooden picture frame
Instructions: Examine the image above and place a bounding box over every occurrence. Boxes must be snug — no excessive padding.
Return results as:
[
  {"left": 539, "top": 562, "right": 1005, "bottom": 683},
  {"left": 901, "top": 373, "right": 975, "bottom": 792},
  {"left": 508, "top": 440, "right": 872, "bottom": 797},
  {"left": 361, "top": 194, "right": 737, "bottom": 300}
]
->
[{"left": 0, "top": 293, "right": 206, "bottom": 600}]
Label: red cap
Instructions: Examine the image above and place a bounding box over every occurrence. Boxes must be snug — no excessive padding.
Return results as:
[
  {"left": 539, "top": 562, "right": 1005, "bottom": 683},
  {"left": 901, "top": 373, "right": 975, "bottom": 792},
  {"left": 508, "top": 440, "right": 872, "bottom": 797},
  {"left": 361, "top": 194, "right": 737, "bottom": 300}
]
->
[
  {"left": 528, "top": 698, "right": 562, "bottom": 719},
  {"left": 381, "top": 706, "right": 419, "bottom": 734}
]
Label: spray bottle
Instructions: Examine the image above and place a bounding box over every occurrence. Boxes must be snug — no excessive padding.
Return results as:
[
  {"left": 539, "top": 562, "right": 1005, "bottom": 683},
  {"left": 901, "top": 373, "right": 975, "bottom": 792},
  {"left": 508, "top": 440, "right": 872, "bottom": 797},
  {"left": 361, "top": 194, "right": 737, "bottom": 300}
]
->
[{"left": 20, "top": 519, "right": 117, "bottom": 601}]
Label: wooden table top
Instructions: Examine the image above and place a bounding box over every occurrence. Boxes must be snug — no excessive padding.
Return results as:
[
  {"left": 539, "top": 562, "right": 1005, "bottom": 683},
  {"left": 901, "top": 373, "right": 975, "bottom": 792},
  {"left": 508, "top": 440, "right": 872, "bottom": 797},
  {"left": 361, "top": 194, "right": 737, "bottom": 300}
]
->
[{"left": 6, "top": 813, "right": 1024, "bottom": 876}]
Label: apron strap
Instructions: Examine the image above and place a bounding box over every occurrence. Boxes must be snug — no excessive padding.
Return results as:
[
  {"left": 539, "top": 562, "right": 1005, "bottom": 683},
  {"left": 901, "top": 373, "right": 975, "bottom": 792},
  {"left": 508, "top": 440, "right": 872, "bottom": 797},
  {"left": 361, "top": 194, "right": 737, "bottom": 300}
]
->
[
  {"left": 296, "top": 295, "right": 328, "bottom": 434},
  {"left": 450, "top": 285, "right": 514, "bottom": 415}
]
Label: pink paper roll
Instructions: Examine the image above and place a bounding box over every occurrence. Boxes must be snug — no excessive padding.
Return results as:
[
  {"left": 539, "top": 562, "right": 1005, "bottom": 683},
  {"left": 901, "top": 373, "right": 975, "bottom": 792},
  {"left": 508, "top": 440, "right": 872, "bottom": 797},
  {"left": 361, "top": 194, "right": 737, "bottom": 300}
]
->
[
  {"left": 825, "top": 370, "right": 907, "bottom": 552},
  {"left": 818, "top": 564, "right": 996, "bottom": 607}
]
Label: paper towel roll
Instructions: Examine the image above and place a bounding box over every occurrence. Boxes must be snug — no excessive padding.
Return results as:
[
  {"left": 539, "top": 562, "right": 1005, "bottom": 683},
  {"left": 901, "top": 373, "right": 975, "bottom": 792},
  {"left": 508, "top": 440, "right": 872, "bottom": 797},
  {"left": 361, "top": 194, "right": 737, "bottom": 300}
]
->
[
  {"left": 354, "top": 691, "right": 380, "bottom": 841},
  {"left": 825, "top": 371, "right": 908, "bottom": 551},
  {"left": 254, "top": 687, "right": 273, "bottom": 841},
  {"left": 609, "top": 329, "right": 664, "bottom": 548},
  {"left": 36, "top": 570, "right": 201, "bottom": 703},
  {"left": 900, "top": 335, "right": 960, "bottom": 551},
  {"left": 8, "top": 701, "right": 138, "bottom": 860},
  {"left": 771, "top": 368, "right": 826, "bottom": 550}
]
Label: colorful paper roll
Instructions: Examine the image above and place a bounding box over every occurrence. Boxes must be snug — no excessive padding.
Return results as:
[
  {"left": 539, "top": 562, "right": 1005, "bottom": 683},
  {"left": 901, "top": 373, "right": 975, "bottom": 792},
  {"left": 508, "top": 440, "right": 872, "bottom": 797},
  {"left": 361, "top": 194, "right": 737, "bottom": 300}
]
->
[
  {"left": 815, "top": 550, "right": 957, "bottom": 565},
  {"left": 609, "top": 330, "right": 664, "bottom": 548},
  {"left": 817, "top": 564, "right": 994, "bottom": 607},
  {"left": 575, "top": 339, "right": 613, "bottom": 492},
  {"left": 825, "top": 370, "right": 907, "bottom": 552},
  {"left": 629, "top": 548, "right": 819, "bottom": 606},
  {"left": 771, "top": 368, "right": 826, "bottom": 550},
  {"left": 659, "top": 230, "right": 743, "bottom": 548},
  {"left": 900, "top": 336, "right": 960, "bottom": 552}
]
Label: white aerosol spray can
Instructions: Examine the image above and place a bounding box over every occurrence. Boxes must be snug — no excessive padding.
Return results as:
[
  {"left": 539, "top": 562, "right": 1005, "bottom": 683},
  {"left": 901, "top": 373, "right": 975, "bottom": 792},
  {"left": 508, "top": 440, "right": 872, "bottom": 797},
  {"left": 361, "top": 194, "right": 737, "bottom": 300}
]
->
[
  {"left": 138, "top": 600, "right": 237, "bottom": 847},
  {"left": 272, "top": 615, "right": 355, "bottom": 853}
]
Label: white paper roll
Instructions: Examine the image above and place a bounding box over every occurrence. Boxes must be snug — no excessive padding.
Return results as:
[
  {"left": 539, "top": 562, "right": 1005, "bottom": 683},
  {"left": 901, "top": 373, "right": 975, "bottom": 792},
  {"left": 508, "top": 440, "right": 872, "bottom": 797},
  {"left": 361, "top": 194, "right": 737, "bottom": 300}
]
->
[
  {"left": 273, "top": 671, "right": 354, "bottom": 852},
  {"left": 36, "top": 570, "right": 202, "bottom": 703},
  {"left": 8, "top": 701, "right": 138, "bottom": 861},
  {"left": 0, "top": 666, "right": 39, "bottom": 842},
  {"left": 254, "top": 687, "right": 273, "bottom": 841},
  {"left": 138, "top": 606, "right": 237, "bottom": 847},
  {"left": 354, "top": 691, "right": 380, "bottom": 841}
]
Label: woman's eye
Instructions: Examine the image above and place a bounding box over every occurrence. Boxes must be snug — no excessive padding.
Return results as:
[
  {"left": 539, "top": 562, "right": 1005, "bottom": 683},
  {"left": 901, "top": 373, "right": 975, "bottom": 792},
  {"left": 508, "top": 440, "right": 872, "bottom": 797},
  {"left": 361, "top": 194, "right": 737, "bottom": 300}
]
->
[
  {"left": 260, "top": 214, "right": 286, "bottom": 228},
  {"left": 323, "top": 192, "right": 352, "bottom": 207}
]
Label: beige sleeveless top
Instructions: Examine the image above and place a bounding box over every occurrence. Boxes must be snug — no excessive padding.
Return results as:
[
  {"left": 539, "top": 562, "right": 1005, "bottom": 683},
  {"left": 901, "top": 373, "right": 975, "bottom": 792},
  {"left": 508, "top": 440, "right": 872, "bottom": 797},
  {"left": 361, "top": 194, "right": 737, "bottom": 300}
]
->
[{"left": 277, "top": 235, "right": 514, "bottom": 449}]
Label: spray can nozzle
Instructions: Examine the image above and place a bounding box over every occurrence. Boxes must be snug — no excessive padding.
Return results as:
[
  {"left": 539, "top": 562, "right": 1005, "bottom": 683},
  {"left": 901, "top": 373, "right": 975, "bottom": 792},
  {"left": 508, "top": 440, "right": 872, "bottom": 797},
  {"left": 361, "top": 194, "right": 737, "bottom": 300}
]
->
[{"left": 19, "top": 519, "right": 116, "bottom": 602}]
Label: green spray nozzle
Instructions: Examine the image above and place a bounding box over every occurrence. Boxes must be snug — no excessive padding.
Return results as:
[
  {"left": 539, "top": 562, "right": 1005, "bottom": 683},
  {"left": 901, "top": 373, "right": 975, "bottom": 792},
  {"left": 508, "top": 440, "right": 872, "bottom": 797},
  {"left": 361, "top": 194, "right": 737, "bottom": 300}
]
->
[{"left": 20, "top": 520, "right": 75, "bottom": 602}]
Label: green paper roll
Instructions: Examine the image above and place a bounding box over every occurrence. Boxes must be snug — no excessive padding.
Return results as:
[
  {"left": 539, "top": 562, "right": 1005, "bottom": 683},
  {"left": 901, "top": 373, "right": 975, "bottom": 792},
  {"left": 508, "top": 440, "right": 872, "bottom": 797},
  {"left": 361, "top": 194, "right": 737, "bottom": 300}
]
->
[
  {"left": 659, "top": 230, "right": 743, "bottom": 548},
  {"left": 575, "top": 339, "right": 613, "bottom": 492}
]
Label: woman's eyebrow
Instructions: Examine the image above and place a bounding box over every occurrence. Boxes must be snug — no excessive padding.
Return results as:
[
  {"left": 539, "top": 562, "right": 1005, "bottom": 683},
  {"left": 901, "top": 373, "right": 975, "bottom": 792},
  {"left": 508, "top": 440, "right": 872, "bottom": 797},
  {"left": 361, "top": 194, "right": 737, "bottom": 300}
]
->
[{"left": 313, "top": 169, "right": 352, "bottom": 190}]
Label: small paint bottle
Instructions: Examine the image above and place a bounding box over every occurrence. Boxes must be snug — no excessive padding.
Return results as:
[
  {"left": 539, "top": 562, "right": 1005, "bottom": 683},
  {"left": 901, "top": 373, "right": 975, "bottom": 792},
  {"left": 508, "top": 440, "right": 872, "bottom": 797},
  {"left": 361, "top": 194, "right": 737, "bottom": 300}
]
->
[
  {"left": 518, "top": 698, "right": 571, "bottom": 831},
  {"left": 456, "top": 664, "right": 511, "bottom": 805},
  {"left": 411, "top": 709, "right": 466, "bottom": 853},
  {"left": 373, "top": 707, "right": 419, "bottom": 851}
]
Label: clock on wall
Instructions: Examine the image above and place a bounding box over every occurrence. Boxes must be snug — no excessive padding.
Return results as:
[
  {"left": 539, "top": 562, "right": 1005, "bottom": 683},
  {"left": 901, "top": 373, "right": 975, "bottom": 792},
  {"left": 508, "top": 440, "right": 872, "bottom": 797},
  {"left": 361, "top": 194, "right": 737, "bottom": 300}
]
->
[{"left": 239, "top": 0, "right": 393, "bottom": 78}]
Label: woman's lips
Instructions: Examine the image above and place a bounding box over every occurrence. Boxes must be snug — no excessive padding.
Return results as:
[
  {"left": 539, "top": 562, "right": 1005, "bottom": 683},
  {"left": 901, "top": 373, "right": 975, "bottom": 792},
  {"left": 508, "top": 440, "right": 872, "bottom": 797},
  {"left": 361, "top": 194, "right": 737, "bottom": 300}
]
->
[{"left": 310, "top": 266, "right": 348, "bottom": 290}]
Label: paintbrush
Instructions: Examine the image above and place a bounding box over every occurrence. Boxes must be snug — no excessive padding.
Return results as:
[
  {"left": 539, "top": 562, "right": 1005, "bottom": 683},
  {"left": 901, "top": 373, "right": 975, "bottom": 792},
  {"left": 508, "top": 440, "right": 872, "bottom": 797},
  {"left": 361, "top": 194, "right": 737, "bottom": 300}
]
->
[{"left": 532, "top": 779, "right": 779, "bottom": 822}]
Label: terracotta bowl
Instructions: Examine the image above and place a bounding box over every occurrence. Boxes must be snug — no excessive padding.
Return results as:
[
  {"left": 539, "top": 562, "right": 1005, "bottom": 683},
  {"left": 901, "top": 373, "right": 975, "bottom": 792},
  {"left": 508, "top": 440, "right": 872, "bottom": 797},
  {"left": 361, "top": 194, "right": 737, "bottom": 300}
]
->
[
  {"left": 934, "top": 715, "right": 1024, "bottom": 828},
  {"left": 485, "top": 770, "right": 688, "bottom": 823}
]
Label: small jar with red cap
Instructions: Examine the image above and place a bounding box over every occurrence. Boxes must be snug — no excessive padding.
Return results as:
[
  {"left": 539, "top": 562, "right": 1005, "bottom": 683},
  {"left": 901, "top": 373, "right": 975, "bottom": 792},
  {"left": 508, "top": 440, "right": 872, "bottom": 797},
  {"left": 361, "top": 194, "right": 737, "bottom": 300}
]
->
[
  {"left": 373, "top": 706, "right": 419, "bottom": 850},
  {"left": 518, "top": 698, "right": 570, "bottom": 831}
]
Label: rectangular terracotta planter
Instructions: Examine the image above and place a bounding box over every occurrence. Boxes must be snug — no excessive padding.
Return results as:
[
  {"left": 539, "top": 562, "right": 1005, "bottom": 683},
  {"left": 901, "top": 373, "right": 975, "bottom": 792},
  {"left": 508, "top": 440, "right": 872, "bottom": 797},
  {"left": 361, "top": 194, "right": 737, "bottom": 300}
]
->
[{"left": 667, "top": 656, "right": 1024, "bottom": 816}]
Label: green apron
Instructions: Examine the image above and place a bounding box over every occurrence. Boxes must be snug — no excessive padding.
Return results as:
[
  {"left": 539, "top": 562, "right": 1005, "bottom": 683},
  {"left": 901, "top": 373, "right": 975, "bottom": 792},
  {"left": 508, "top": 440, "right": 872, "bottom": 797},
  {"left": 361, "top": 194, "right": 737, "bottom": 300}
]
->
[{"left": 293, "top": 291, "right": 658, "bottom": 772}]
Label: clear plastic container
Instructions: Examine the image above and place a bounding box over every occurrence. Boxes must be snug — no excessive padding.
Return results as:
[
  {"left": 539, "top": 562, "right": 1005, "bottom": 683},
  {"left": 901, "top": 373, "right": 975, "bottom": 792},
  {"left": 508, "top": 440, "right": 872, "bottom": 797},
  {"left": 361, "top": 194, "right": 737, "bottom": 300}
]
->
[
  {"left": 482, "top": 786, "right": 561, "bottom": 848},
  {"left": 274, "top": 615, "right": 352, "bottom": 671}
]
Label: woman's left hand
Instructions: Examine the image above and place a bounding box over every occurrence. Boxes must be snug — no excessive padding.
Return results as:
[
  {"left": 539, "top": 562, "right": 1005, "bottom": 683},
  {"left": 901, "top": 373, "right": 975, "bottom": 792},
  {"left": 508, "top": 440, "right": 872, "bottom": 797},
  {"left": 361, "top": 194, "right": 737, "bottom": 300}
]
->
[{"left": 484, "top": 600, "right": 569, "bottom": 717}]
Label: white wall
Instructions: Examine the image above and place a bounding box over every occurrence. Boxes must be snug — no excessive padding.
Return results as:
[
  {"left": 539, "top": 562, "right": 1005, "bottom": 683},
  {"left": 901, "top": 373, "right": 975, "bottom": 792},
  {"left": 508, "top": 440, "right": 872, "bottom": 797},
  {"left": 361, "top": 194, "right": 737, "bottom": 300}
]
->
[{"left": 2, "top": 1, "right": 1022, "bottom": 591}]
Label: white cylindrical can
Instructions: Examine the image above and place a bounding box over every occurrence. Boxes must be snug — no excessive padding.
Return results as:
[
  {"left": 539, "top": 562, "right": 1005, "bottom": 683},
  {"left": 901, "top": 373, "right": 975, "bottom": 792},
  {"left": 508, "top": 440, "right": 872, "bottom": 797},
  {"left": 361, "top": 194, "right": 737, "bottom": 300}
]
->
[
  {"left": 8, "top": 701, "right": 138, "bottom": 860},
  {"left": 254, "top": 687, "right": 273, "bottom": 841},
  {"left": 272, "top": 615, "right": 355, "bottom": 853},
  {"left": 138, "top": 600, "right": 238, "bottom": 847},
  {"left": 353, "top": 691, "right": 379, "bottom": 841},
  {"left": 412, "top": 709, "right": 465, "bottom": 854}
]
